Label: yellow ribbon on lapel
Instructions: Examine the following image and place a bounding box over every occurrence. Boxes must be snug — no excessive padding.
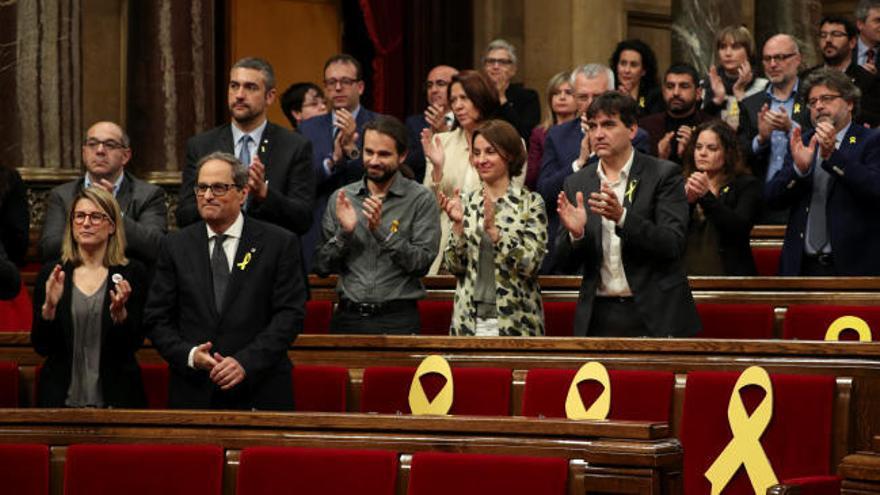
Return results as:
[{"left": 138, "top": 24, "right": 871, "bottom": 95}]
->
[
  {"left": 236, "top": 252, "right": 252, "bottom": 270},
  {"left": 825, "top": 315, "right": 872, "bottom": 341},
  {"left": 704, "top": 366, "right": 778, "bottom": 495},
  {"left": 793, "top": 103, "right": 801, "bottom": 114},
  {"left": 408, "top": 355, "right": 454, "bottom": 415},
  {"left": 849, "top": 136, "right": 857, "bottom": 145},
  {"left": 625, "top": 179, "right": 638, "bottom": 204},
  {"left": 565, "top": 361, "right": 611, "bottom": 420}
]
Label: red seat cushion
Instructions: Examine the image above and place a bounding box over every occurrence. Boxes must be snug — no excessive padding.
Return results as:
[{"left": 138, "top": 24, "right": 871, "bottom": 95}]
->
[
  {"left": 303, "top": 300, "right": 333, "bottom": 334},
  {"left": 361, "top": 366, "right": 511, "bottom": 415},
  {"left": 418, "top": 300, "right": 453, "bottom": 335},
  {"left": 140, "top": 362, "right": 169, "bottom": 409},
  {"left": 680, "top": 371, "right": 836, "bottom": 495},
  {"left": 783, "top": 305, "right": 880, "bottom": 341},
  {"left": 292, "top": 365, "right": 349, "bottom": 412},
  {"left": 237, "top": 447, "right": 398, "bottom": 495},
  {"left": 0, "top": 443, "right": 48, "bottom": 495},
  {"left": 752, "top": 246, "right": 781, "bottom": 277},
  {"left": 521, "top": 368, "right": 673, "bottom": 421},
  {"left": 0, "top": 280, "right": 32, "bottom": 331},
  {"left": 407, "top": 452, "right": 568, "bottom": 495},
  {"left": 64, "top": 444, "right": 223, "bottom": 495},
  {"left": 696, "top": 303, "right": 775, "bottom": 339},
  {"left": 0, "top": 360, "right": 18, "bottom": 407},
  {"left": 543, "top": 301, "right": 576, "bottom": 337}
]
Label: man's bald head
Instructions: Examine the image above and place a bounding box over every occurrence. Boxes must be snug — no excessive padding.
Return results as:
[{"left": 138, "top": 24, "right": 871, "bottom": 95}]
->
[
  {"left": 762, "top": 34, "right": 802, "bottom": 87},
  {"left": 426, "top": 65, "right": 459, "bottom": 110}
]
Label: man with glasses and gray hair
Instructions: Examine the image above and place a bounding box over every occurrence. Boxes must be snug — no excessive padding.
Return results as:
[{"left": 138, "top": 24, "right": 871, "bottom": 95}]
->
[
  {"left": 404, "top": 65, "right": 458, "bottom": 183},
  {"left": 40, "top": 121, "right": 167, "bottom": 264},
  {"left": 482, "top": 39, "right": 541, "bottom": 143}
]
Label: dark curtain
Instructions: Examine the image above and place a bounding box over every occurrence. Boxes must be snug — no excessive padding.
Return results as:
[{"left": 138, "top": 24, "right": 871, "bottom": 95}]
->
[{"left": 359, "top": 0, "right": 406, "bottom": 118}]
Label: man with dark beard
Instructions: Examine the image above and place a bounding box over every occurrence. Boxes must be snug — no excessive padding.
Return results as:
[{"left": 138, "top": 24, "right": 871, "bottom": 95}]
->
[
  {"left": 314, "top": 116, "right": 440, "bottom": 334},
  {"left": 638, "top": 64, "right": 711, "bottom": 164}
]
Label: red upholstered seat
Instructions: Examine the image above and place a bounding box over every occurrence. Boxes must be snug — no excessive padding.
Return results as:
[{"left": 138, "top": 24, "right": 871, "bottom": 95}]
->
[
  {"left": 0, "top": 444, "right": 48, "bottom": 495},
  {"left": 140, "top": 362, "right": 169, "bottom": 409},
  {"left": 0, "top": 280, "right": 32, "bottom": 331},
  {"left": 521, "top": 368, "right": 673, "bottom": 421},
  {"left": 361, "top": 366, "right": 511, "bottom": 415},
  {"left": 543, "top": 301, "right": 576, "bottom": 337},
  {"left": 292, "top": 365, "right": 349, "bottom": 412},
  {"left": 417, "top": 300, "right": 453, "bottom": 335},
  {"left": 752, "top": 246, "right": 781, "bottom": 276},
  {"left": 680, "top": 371, "right": 839, "bottom": 495},
  {"left": 696, "top": 303, "right": 775, "bottom": 339},
  {"left": 783, "top": 305, "right": 880, "bottom": 341},
  {"left": 237, "top": 447, "right": 398, "bottom": 495},
  {"left": 407, "top": 452, "right": 568, "bottom": 495},
  {"left": 303, "top": 300, "right": 333, "bottom": 334},
  {"left": 0, "top": 360, "right": 19, "bottom": 407},
  {"left": 64, "top": 443, "right": 223, "bottom": 495}
]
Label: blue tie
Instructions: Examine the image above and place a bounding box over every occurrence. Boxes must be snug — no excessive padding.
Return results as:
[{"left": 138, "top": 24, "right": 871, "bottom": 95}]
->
[{"left": 239, "top": 135, "right": 252, "bottom": 167}]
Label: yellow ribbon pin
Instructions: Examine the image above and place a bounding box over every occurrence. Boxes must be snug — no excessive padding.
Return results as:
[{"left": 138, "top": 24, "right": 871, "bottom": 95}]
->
[
  {"left": 849, "top": 136, "right": 857, "bottom": 145},
  {"left": 565, "top": 361, "right": 611, "bottom": 420},
  {"left": 408, "top": 355, "right": 454, "bottom": 415},
  {"left": 639, "top": 96, "right": 645, "bottom": 108},
  {"left": 625, "top": 179, "right": 638, "bottom": 203},
  {"left": 825, "top": 315, "right": 872, "bottom": 341},
  {"left": 722, "top": 185, "right": 730, "bottom": 194},
  {"left": 793, "top": 103, "right": 801, "bottom": 114},
  {"left": 236, "top": 252, "right": 252, "bottom": 270},
  {"left": 704, "top": 366, "right": 778, "bottom": 495},
  {"left": 729, "top": 100, "right": 740, "bottom": 117},
  {"left": 390, "top": 219, "right": 400, "bottom": 233}
]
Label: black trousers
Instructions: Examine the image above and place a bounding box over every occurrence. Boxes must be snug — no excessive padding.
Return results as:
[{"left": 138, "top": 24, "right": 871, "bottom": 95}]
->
[
  {"left": 329, "top": 299, "right": 420, "bottom": 335},
  {"left": 588, "top": 297, "right": 650, "bottom": 337}
]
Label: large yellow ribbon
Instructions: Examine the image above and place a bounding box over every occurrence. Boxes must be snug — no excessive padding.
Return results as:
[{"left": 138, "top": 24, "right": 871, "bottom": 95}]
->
[
  {"left": 408, "top": 355, "right": 454, "bottom": 415},
  {"left": 704, "top": 366, "right": 778, "bottom": 495},
  {"left": 825, "top": 315, "right": 872, "bottom": 342},
  {"left": 565, "top": 361, "right": 611, "bottom": 420}
]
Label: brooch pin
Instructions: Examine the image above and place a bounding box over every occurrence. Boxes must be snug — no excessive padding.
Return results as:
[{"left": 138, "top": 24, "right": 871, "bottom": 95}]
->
[
  {"left": 849, "top": 136, "right": 856, "bottom": 144},
  {"left": 390, "top": 219, "right": 400, "bottom": 233},
  {"left": 236, "top": 248, "right": 256, "bottom": 270},
  {"left": 261, "top": 139, "right": 268, "bottom": 154},
  {"left": 722, "top": 185, "right": 730, "bottom": 194},
  {"left": 625, "top": 180, "right": 638, "bottom": 203},
  {"left": 794, "top": 103, "right": 801, "bottom": 114},
  {"left": 639, "top": 96, "right": 645, "bottom": 108}
]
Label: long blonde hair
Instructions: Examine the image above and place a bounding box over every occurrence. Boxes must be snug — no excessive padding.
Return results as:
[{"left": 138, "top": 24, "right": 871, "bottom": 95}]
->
[
  {"left": 61, "top": 187, "right": 128, "bottom": 267},
  {"left": 539, "top": 71, "right": 572, "bottom": 131}
]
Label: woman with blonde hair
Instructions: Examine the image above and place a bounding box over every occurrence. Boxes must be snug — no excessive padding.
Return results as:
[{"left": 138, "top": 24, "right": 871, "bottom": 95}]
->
[
  {"left": 525, "top": 70, "right": 578, "bottom": 190},
  {"left": 32, "top": 187, "right": 147, "bottom": 408}
]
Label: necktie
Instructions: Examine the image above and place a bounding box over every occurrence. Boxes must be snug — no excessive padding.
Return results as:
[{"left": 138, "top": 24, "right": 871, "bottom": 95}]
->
[
  {"left": 211, "top": 234, "right": 229, "bottom": 312},
  {"left": 807, "top": 144, "right": 836, "bottom": 253},
  {"left": 868, "top": 48, "right": 877, "bottom": 66},
  {"left": 239, "top": 135, "right": 252, "bottom": 167}
]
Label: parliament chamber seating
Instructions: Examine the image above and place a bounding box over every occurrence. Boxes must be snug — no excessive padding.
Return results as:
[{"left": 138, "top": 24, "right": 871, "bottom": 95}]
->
[
  {"left": 0, "top": 443, "right": 48, "bottom": 495},
  {"left": 416, "top": 300, "right": 454, "bottom": 335},
  {"left": 407, "top": 451, "right": 568, "bottom": 495},
  {"left": 140, "top": 362, "right": 169, "bottom": 409},
  {"left": 292, "top": 364, "right": 349, "bottom": 412},
  {"left": 751, "top": 246, "right": 782, "bottom": 277},
  {"left": 303, "top": 300, "right": 333, "bottom": 334},
  {"left": 0, "top": 280, "right": 32, "bottom": 331},
  {"left": 0, "top": 360, "right": 19, "bottom": 407},
  {"left": 694, "top": 303, "right": 775, "bottom": 339},
  {"left": 783, "top": 305, "right": 880, "bottom": 341}
]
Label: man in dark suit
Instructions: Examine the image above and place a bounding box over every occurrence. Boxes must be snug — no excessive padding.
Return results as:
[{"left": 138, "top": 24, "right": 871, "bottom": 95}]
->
[
  {"left": 299, "top": 54, "right": 380, "bottom": 272},
  {"left": 404, "top": 65, "right": 458, "bottom": 183},
  {"left": 0, "top": 242, "right": 19, "bottom": 300},
  {"left": 146, "top": 152, "right": 305, "bottom": 410},
  {"left": 177, "top": 57, "right": 315, "bottom": 238},
  {"left": 555, "top": 92, "right": 699, "bottom": 337},
  {"left": 738, "top": 34, "right": 812, "bottom": 224},
  {"left": 768, "top": 68, "right": 880, "bottom": 276},
  {"left": 40, "top": 121, "right": 167, "bottom": 264}
]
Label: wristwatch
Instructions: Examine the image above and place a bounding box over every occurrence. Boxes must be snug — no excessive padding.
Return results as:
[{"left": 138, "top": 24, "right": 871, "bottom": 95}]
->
[{"left": 347, "top": 148, "right": 360, "bottom": 160}]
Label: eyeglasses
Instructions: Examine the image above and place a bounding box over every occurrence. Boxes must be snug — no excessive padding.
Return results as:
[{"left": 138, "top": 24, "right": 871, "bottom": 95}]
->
[
  {"left": 762, "top": 52, "right": 798, "bottom": 64},
  {"left": 324, "top": 77, "right": 359, "bottom": 88},
  {"left": 194, "top": 183, "right": 241, "bottom": 196},
  {"left": 484, "top": 57, "right": 514, "bottom": 66},
  {"left": 818, "top": 31, "right": 848, "bottom": 39},
  {"left": 425, "top": 79, "right": 451, "bottom": 90},
  {"left": 73, "top": 211, "right": 111, "bottom": 225},
  {"left": 83, "top": 138, "right": 126, "bottom": 151},
  {"left": 807, "top": 94, "right": 843, "bottom": 107}
]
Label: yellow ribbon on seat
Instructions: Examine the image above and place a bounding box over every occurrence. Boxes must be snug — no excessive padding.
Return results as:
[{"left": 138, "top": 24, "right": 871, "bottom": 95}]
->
[
  {"left": 408, "top": 355, "right": 454, "bottom": 415},
  {"left": 704, "top": 366, "right": 778, "bottom": 495},
  {"left": 564, "top": 361, "right": 611, "bottom": 420},
  {"left": 825, "top": 315, "right": 872, "bottom": 342}
]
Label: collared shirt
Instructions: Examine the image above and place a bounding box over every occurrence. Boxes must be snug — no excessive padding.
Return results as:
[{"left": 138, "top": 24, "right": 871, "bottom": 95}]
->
[
  {"left": 595, "top": 149, "right": 634, "bottom": 297},
  {"left": 205, "top": 212, "right": 245, "bottom": 272},
  {"left": 796, "top": 123, "right": 850, "bottom": 254},
  {"left": 322, "top": 106, "right": 363, "bottom": 174},
  {"left": 231, "top": 119, "right": 268, "bottom": 166},
  {"left": 84, "top": 172, "right": 124, "bottom": 197},
  {"left": 314, "top": 171, "right": 441, "bottom": 303},
  {"left": 752, "top": 80, "right": 801, "bottom": 183}
]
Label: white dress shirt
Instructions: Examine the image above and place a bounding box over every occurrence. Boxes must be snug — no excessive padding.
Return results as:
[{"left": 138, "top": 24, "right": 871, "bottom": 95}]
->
[{"left": 595, "top": 149, "right": 634, "bottom": 297}]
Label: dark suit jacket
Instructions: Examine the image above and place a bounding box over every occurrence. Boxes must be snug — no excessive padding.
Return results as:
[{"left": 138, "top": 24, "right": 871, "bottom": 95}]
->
[
  {"left": 0, "top": 167, "right": 29, "bottom": 265},
  {"left": 177, "top": 121, "right": 315, "bottom": 237},
  {"left": 536, "top": 119, "right": 651, "bottom": 273},
  {"left": 40, "top": 172, "right": 167, "bottom": 264},
  {"left": 404, "top": 114, "right": 428, "bottom": 183},
  {"left": 298, "top": 107, "right": 379, "bottom": 272},
  {"left": 0, "top": 242, "right": 20, "bottom": 300},
  {"left": 144, "top": 217, "right": 305, "bottom": 410},
  {"left": 555, "top": 151, "right": 700, "bottom": 337},
  {"left": 766, "top": 124, "right": 880, "bottom": 275},
  {"left": 687, "top": 174, "right": 762, "bottom": 276},
  {"left": 31, "top": 260, "right": 148, "bottom": 408},
  {"left": 503, "top": 83, "right": 541, "bottom": 144},
  {"left": 801, "top": 63, "right": 880, "bottom": 127}
]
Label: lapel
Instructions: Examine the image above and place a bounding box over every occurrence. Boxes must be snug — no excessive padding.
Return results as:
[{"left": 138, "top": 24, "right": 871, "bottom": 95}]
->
[
  {"left": 219, "top": 218, "right": 261, "bottom": 317},
  {"left": 622, "top": 152, "right": 643, "bottom": 211},
  {"left": 257, "top": 122, "right": 274, "bottom": 166},
  {"left": 115, "top": 173, "right": 134, "bottom": 213},
  {"left": 584, "top": 166, "right": 603, "bottom": 247},
  {"left": 187, "top": 225, "right": 216, "bottom": 319}
]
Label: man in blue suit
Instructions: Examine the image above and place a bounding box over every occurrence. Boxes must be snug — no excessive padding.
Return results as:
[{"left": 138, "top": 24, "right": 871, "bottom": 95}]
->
[
  {"left": 404, "top": 65, "right": 458, "bottom": 183},
  {"left": 299, "top": 54, "right": 380, "bottom": 272},
  {"left": 768, "top": 68, "right": 880, "bottom": 275}
]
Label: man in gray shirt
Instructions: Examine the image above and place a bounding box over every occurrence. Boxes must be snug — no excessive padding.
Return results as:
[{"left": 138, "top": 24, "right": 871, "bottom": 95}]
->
[{"left": 314, "top": 115, "right": 440, "bottom": 334}]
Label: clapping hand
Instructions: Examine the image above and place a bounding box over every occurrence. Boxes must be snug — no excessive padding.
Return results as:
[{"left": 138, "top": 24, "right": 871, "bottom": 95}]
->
[
  {"left": 41, "top": 264, "right": 65, "bottom": 320},
  {"left": 438, "top": 188, "right": 464, "bottom": 236},
  {"left": 557, "top": 191, "right": 587, "bottom": 239},
  {"left": 108, "top": 276, "right": 131, "bottom": 324}
]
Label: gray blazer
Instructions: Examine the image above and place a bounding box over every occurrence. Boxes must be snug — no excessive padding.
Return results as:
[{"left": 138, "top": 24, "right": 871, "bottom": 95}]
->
[{"left": 39, "top": 172, "right": 167, "bottom": 264}]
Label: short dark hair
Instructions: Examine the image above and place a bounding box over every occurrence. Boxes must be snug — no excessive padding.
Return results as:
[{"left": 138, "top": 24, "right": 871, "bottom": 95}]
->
[
  {"left": 682, "top": 120, "right": 749, "bottom": 182},
  {"left": 820, "top": 15, "right": 858, "bottom": 39},
  {"left": 231, "top": 57, "right": 276, "bottom": 90},
  {"left": 195, "top": 151, "right": 248, "bottom": 189},
  {"left": 324, "top": 54, "right": 362, "bottom": 80},
  {"left": 856, "top": 0, "right": 880, "bottom": 21},
  {"left": 587, "top": 92, "right": 639, "bottom": 127},
  {"left": 449, "top": 70, "right": 500, "bottom": 124},
  {"left": 280, "top": 82, "right": 323, "bottom": 128},
  {"left": 471, "top": 120, "right": 527, "bottom": 178},
  {"left": 362, "top": 115, "right": 409, "bottom": 156},
  {"left": 610, "top": 39, "right": 660, "bottom": 94},
  {"left": 664, "top": 63, "right": 700, "bottom": 87},
  {"left": 801, "top": 67, "right": 861, "bottom": 116}
]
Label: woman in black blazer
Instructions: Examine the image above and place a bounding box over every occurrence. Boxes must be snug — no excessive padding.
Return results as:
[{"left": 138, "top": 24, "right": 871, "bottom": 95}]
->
[
  {"left": 682, "top": 120, "right": 762, "bottom": 275},
  {"left": 32, "top": 187, "right": 147, "bottom": 408}
]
